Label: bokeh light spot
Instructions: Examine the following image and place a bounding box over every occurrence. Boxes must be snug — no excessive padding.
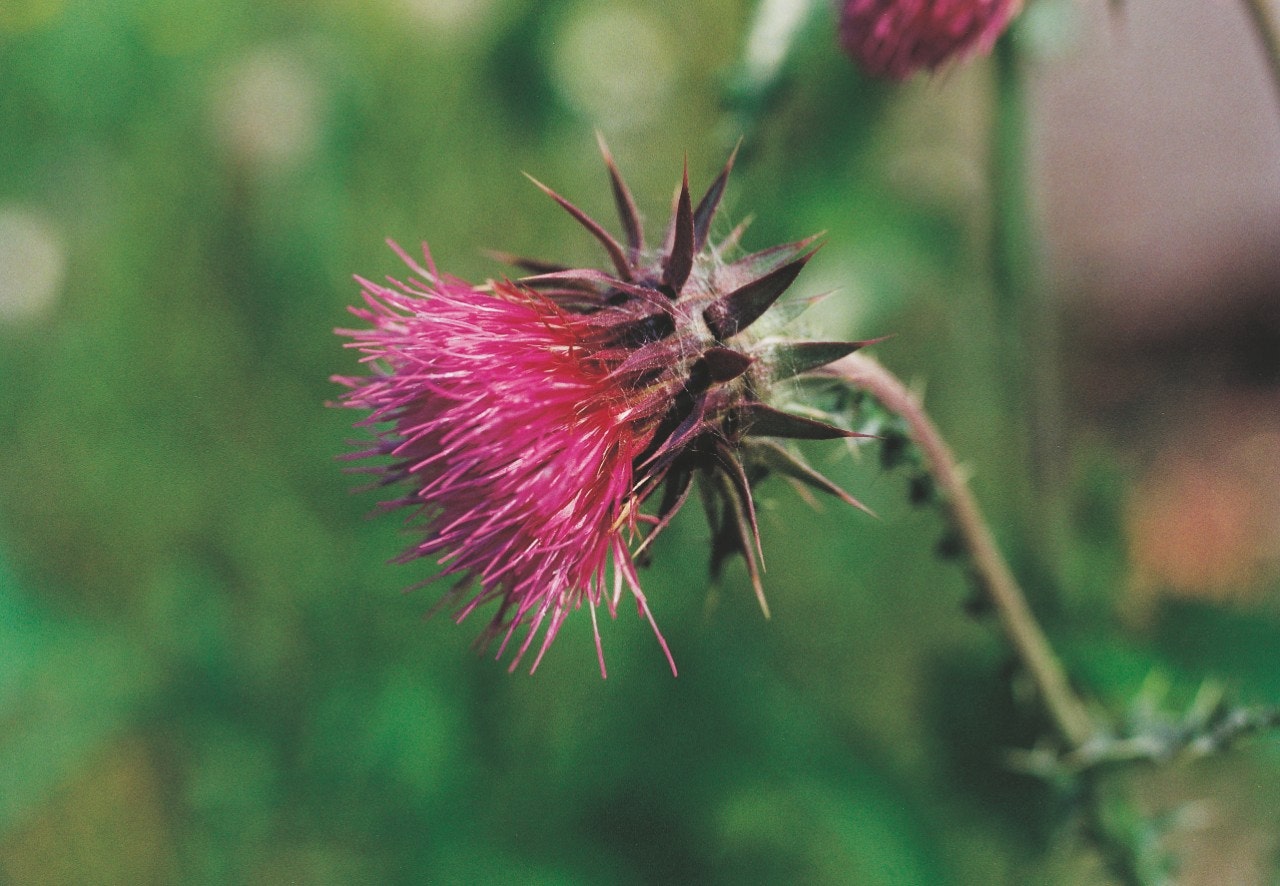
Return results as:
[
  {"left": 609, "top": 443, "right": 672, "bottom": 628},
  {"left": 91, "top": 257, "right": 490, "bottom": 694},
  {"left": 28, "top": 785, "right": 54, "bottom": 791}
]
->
[
  {"left": 210, "top": 48, "right": 324, "bottom": 171},
  {"left": 548, "top": 5, "right": 678, "bottom": 130},
  {"left": 0, "top": 208, "right": 67, "bottom": 324},
  {"left": 395, "top": 0, "right": 497, "bottom": 37}
]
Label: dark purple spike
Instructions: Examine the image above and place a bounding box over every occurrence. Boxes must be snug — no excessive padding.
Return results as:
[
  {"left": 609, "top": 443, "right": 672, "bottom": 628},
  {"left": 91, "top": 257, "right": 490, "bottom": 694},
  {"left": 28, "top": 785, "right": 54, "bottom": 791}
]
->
[
  {"left": 524, "top": 173, "right": 634, "bottom": 282},
  {"left": 719, "top": 234, "right": 822, "bottom": 292},
  {"left": 538, "top": 291, "right": 609, "bottom": 310},
  {"left": 596, "top": 132, "right": 644, "bottom": 258},
  {"left": 608, "top": 309, "right": 679, "bottom": 346},
  {"left": 758, "top": 339, "right": 884, "bottom": 381},
  {"left": 709, "top": 462, "right": 769, "bottom": 617},
  {"left": 700, "top": 472, "right": 739, "bottom": 574},
  {"left": 611, "top": 334, "right": 700, "bottom": 380},
  {"left": 512, "top": 273, "right": 600, "bottom": 293},
  {"left": 516, "top": 283, "right": 605, "bottom": 301},
  {"left": 737, "top": 403, "right": 870, "bottom": 441},
  {"left": 520, "top": 269, "right": 673, "bottom": 312},
  {"left": 638, "top": 390, "right": 710, "bottom": 470},
  {"left": 716, "top": 443, "right": 765, "bottom": 570},
  {"left": 701, "top": 346, "right": 754, "bottom": 383},
  {"left": 751, "top": 440, "right": 877, "bottom": 516},
  {"left": 703, "top": 497, "right": 734, "bottom": 578},
  {"left": 483, "top": 250, "right": 569, "bottom": 276},
  {"left": 661, "top": 161, "right": 695, "bottom": 295},
  {"left": 692, "top": 140, "right": 740, "bottom": 253},
  {"left": 703, "top": 247, "right": 818, "bottom": 340},
  {"left": 634, "top": 466, "right": 695, "bottom": 559}
]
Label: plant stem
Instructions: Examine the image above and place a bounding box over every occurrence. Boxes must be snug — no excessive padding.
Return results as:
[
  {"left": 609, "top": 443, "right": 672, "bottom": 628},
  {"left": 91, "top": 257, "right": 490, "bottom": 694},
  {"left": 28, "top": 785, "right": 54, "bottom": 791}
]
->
[
  {"left": 1243, "top": 0, "right": 1280, "bottom": 117},
  {"left": 991, "top": 37, "right": 1067, "bottom": 562},
  {"left": 830, "top": 352, "right": 1097, "bottom": 749},
  {"left": 721, "top": 0, "right": 824, "bottom": 154}
]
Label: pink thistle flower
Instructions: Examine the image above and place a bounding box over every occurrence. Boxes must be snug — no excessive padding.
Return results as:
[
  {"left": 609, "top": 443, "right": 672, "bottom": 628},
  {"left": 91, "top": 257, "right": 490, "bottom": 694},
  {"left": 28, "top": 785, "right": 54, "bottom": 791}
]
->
[
  {"left": 838, "top": 0, "right": 1022, "bottom": 80},
  {"left": 336, "top": 139, "right": 874, "bottom": 676}
]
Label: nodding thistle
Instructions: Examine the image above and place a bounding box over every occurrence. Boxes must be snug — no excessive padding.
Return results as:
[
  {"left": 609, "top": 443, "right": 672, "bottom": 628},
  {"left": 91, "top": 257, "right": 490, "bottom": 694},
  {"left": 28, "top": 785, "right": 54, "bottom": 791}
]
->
[{"left": 335, "top": 140, "right": 877, "bottom": 676}]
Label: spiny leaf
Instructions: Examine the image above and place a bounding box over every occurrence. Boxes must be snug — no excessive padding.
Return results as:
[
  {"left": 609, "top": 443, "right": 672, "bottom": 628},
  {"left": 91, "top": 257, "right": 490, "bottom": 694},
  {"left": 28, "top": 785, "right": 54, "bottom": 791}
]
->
[
  {"left": 715, "top": 214, "right": 754, "bottom": 255},
  {"left": 758, "top": 291, "right": 833, "bottom": 331},
  {"left": 611, "top": 334, "right": 701, "bottom": 381},
  {"left": 716, "top": 442, "right": 765, "bottom": 572},
  {"left": 701, "top": 474, "right": 736, "bottom": 579},
  {"left": 532, "top": 289, "right": 609, "bottom": 310},
  {"left": 639, "top": 389, "right": 710, "bottom": 470}
]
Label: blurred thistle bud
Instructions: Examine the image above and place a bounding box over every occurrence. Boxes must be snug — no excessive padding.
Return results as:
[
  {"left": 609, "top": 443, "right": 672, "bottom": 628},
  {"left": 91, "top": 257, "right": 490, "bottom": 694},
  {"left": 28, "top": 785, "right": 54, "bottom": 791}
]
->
[
  {"left": 837, "top": 0, "right": 1022, "bottom": 79},
  {"left": 335, "top": 138, "right": 877, "bottom": 676}
]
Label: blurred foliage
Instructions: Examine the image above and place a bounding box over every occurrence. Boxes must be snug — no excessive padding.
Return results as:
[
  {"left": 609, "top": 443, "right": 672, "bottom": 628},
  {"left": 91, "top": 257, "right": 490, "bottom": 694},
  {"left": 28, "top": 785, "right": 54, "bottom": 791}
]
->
[{"left": 1, "top": 0, "right": 1278, "bottom": 883}]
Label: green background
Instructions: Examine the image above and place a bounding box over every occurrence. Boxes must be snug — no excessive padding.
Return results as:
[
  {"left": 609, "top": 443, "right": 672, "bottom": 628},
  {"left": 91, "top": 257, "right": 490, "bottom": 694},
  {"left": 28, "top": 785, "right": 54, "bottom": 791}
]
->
[{"left": 2, "top": 0, "right": 1278, "bottom": 882}]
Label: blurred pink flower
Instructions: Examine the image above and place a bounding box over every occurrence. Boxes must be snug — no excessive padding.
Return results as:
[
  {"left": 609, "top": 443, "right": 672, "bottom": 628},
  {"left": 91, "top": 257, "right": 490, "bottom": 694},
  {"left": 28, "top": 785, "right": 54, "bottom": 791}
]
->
[
  {"left": 838, "top": 0, "right": 1021, "bottom": 79},
  {"left": 336, "top": 143, "right": 872, "bottom": 676}
]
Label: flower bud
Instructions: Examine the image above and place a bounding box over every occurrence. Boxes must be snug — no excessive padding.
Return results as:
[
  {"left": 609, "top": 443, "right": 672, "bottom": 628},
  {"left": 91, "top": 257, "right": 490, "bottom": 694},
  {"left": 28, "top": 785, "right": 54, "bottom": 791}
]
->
[{"left": 838, "top": 0, "right": 1022, "bottom": 79}]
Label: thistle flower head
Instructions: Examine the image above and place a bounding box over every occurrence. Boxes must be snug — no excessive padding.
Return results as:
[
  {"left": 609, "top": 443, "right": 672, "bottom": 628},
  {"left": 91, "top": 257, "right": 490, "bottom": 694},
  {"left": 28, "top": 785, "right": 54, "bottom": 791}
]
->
[
  {"left": 838, "top": 0, "right": 1021, "bottom": 80},
  {"left": 336, "top": 139, "right": 872, "bottom": 676}
]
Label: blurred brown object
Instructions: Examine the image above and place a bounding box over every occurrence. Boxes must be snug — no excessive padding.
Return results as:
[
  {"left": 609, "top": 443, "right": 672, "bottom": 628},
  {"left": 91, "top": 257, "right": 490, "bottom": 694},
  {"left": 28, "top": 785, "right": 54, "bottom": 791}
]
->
[
  {"left": 1126, "top": 400, "right": 1280, "bottom": 611},
  {"left": 1033, "top": 0, "right": 1280, "bottom": 341},
  {"left": 1030, "top": 1, "right": 1280, "bottom": 612}
]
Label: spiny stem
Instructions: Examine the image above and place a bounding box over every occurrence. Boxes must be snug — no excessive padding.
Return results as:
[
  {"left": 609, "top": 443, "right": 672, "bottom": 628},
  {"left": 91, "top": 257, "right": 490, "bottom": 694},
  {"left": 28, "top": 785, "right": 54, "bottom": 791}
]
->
[
  {"left": 831, "top": 352, "right": 1097, "bottom": 749},
  {"left": 1243, "top": 0, "right": 1280, "bottom": 118}
]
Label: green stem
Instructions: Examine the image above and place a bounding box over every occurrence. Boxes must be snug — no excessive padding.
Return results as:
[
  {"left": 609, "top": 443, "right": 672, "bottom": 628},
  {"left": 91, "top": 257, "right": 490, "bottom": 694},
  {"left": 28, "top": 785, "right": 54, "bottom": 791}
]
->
[
  {"left": 831, "top": 353, "right": 1097, "bottom": 749},
  {"left": 1244, "top": 0, "right": 1280, "bottom": 117},
  {"left": 991, "top": 37, "right": 1033, "bottom": 330},
  {"left": 721, "top": 0, "right": 823, "bottom": 152},
  {"left": 990, "top": 35, "right": 1074, "bottom": 590}
]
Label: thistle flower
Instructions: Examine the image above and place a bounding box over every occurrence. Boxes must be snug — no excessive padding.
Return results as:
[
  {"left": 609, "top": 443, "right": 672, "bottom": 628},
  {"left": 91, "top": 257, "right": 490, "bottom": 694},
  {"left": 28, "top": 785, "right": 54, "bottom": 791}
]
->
[
  {"left": 838, "top": 0, "right": 1022, "bottom": 80},
  {"left": 335, "top": 139, "right": 872, "bottom": 676}
]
